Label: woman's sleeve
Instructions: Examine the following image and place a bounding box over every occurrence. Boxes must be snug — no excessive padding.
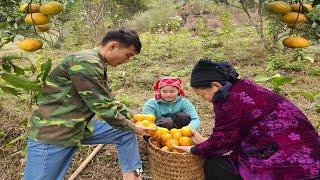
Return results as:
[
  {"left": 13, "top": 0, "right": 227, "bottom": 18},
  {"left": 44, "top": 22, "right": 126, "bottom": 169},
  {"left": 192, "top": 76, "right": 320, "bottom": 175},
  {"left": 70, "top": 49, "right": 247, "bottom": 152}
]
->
[
  {"left": 191, "top": 91, "right": 257, "bottom": 158},
  {"left": 191, "top": 124, "right": 242, "bottom": 158}
]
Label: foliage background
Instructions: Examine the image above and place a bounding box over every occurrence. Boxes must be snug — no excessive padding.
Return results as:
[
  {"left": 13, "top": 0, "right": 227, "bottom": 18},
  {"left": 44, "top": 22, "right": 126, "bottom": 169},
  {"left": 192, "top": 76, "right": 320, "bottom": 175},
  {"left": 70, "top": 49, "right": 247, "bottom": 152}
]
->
[{"left": 0, "top": 0, "right": 319, "bottom": 179}]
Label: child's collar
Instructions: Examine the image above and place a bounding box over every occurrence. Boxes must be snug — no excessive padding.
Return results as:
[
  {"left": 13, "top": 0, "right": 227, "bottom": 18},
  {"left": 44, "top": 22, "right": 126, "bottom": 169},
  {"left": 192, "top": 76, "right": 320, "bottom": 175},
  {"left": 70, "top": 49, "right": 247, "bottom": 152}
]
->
[{"left": 157, "top": 96, "right": 182, "bottom": 104}]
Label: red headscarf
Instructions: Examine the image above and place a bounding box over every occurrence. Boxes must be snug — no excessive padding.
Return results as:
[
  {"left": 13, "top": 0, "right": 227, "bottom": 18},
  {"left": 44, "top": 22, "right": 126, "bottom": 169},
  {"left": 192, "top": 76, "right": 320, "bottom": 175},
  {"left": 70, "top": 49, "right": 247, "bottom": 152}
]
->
[{"left": 153, "top": 77, "right": 185, "bottom": 100}]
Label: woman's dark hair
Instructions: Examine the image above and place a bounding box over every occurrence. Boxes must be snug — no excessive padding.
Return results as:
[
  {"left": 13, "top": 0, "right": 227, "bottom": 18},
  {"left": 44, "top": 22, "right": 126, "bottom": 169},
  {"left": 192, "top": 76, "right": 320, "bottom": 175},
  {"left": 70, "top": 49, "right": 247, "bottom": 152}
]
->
[
  {"left": 190, "top": 58, "right": 239, "bottom": 88},
  {"left": 101, "top": 28, "right": 142, "bottom": 54}
]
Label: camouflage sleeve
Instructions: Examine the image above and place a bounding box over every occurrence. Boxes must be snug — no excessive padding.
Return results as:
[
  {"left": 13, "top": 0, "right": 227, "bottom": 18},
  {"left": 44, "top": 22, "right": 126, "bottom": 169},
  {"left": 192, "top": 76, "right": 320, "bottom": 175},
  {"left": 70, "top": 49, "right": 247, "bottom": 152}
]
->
[{"left": 68, "top": 57, "right": 134, "bottom": 131}]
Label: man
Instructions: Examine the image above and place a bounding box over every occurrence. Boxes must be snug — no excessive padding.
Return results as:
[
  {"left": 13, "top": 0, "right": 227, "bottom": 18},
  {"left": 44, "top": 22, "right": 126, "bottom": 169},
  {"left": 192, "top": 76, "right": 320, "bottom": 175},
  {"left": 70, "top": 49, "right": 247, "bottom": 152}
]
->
[{"left": 23, "top": 28, "right": 151, "bottom": 180}]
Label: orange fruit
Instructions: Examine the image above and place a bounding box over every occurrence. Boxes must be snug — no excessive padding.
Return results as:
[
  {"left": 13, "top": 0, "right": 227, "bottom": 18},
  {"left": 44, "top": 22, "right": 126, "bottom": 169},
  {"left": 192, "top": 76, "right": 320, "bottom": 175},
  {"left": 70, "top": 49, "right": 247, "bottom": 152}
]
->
[
  {"left": 169, "top": 128, "right": 179, "bottom": 135},
  {"left": 179, "top": 136, "right": 192, "bottom": 146},
  {"left": 181, "top": 126, "right": 193, "bottom": 137},
  {"left": 134, "top": 121, "right": 143, "bottom": 126},
  {"left": 160, "top": 146, "right": 170, "bottom": 152},
  {"left": 19, "top": 3, "right": 40, "bottom": 12},
  {"left": 147, "top": 124, "right": 158, "bottom": 135},
  {"left": 166, "top": 139, "right": 179, "bottom": 150},
  {"left": 266, "top": 1, "right": 291, "bottom": 14},
  {"left": 291, "top": 3, "right": 313, "bottom": 12},
  {"left": 132, "top": 114, "right": 145, "bottom": 123},
  {"left": 144, "top": 114, "right": 156, "bottom": 122},
  {"left": 162, "top": 128, "right": 169, "bottom": 133},
  {"left": 24, "top": 13, "right": 49, "bottom": 25},
  {"left": 151, "top": 140, "right": 161, "bottom": 148},
  {"left": 172, "top": 132, "right": 182, "bottom": 140},
  {"left": 152, "top": 128, "right": 165, "bottom": 139},
  {"left": 40, "top": 1, "right": 63, "bottom": 16},
  {"left": 160, "top": 133, "right": 172, "bottom": 143},
  {"left": 281, "top": 12, "right": 306, "bottom": 24},
  {"left": 138, "top": 120, "right": 151, "bottom": 126},
  {"left": 36, "top": 24, "right": 50, "bottom": 32},
  {"left": 282, "top": 36, "right": 309, "bottom": 48},
  {"left": 18, "top": 38, "right": 43, "bottom": 52}
]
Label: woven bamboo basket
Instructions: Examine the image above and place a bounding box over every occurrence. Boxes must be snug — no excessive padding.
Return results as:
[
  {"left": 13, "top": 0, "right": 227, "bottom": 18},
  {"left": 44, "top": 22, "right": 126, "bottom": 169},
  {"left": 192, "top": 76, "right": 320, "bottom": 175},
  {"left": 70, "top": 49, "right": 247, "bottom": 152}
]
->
[{"left": 148, "top": 138, "right": 204, "bottom": 180}]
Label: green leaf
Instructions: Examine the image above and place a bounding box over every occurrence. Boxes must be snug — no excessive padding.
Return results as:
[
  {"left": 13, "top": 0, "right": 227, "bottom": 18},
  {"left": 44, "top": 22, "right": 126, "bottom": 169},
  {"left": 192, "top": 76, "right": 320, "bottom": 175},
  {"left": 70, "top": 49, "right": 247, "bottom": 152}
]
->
[
  {"left": 21, "top": 144, "right": 27, "bottom": 157},
  {"left": 2, "top": 55, "right": 21, "bottom": 61},
  {"left": 0, "top": 85, "right": 20, "bottom": 96},
  {"left": 271, "top": 74, "right": 282, "bottom": 78},
  {"left": 0, "top": 22, "right": 8, "bottom": 28},
  {"left": 1, "top": 73, "right": 40, "bottom": 92},
  {"left": 2, "top": 63, "right": 12, "bottom": 72},
  {"left": 302, "top": 54, "right": 315, "bottom": 63},
  {"left": 294, "top": 55, "right": 302, "bottom": 61},
  {"left": 40, "top": 58, "right": 52, "bottom": 82},
  {"left": 272, "top": 76, "right": 292, "bottom": 86},
  {"left": 12, "top": 64, "right": 25, "bottom": 75},
  {"left": 0, "top": 131, "right": 4, "bottom": 139},
  {"left": 1, "top": 55, "right": 22, "bottom": 72},
  {"left": 291, "top": 91, "right": 314, "bottom": 101},
  {"left": 272, "top": 86, "right": 282, "bottom": 94},
  {"left": 18, "top": 119, "right": 28, "bottom": 126},
  {"left": 308, "top": 68, "right": 320, "bottom": 76},
  {"left": 29, "top": 63, "right": 36, "bottom": 73},
  {"left": 255, "top": 76, "right": 272, "bottom": 82},
  {"left": 314, "top": 92, "right": 320, "bottom": 99}
]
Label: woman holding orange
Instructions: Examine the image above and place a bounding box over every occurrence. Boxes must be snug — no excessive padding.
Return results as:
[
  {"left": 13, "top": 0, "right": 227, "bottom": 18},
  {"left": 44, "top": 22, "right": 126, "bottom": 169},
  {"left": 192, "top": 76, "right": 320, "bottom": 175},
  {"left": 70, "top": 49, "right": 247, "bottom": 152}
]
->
[{"left": 174, "top": 59, "right": 320, "bottom": 180}]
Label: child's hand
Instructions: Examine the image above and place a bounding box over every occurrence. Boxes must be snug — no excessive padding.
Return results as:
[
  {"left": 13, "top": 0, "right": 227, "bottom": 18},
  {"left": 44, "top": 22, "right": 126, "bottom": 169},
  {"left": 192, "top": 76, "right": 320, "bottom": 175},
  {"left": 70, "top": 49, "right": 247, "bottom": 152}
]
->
[
  {"left": 172, "top": 145, "right": 193, "bottom": 153},
  {"left": 191, "top": 130, "right": 207, "bottom": 145}
]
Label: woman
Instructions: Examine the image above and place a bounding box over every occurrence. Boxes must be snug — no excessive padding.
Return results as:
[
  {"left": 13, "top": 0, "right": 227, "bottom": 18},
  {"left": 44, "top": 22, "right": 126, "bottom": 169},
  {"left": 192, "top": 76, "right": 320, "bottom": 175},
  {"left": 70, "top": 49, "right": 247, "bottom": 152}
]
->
[{"left": 174, "top": 59, "right": 320, "bottom": 180}]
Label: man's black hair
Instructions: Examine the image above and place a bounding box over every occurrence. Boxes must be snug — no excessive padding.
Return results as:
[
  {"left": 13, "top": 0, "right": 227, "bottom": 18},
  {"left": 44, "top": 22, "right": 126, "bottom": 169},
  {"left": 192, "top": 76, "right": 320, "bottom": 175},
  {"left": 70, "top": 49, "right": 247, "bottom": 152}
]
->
[{"left": 101, "top": 28, "right": 142, "bottom": 54}]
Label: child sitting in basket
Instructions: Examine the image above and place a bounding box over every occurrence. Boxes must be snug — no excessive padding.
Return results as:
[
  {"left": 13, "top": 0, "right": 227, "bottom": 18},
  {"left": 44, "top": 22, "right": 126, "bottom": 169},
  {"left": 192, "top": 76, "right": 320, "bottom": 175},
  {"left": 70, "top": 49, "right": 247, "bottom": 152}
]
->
[{"left": 142, "top": 77, "right": 200, "bottom": 130}]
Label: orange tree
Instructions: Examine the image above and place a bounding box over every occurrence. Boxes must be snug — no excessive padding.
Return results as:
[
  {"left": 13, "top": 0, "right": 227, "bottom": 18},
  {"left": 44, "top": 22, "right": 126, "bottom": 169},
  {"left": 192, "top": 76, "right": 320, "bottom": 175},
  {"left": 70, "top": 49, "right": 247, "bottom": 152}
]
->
[
  {"left": 0, "top": 0, "right": 75, "bottom": 100},
  {"left": 0, "top": 0, "right": 69, "bottom": 156},
  {"left": 266, "top": 0, "right": 320, "bottom": 49},
  {"left": 0, "top": 0, "right": 28, "bottom": 49},
  {"left": 0, "top": 0, "right": 65, "bottom": 102}
]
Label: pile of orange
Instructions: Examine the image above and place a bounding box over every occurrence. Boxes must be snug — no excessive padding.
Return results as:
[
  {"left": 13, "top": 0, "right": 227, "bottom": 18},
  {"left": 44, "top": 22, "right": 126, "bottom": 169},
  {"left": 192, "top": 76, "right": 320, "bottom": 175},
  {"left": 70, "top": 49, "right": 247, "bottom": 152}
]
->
[
  {"left": 151, "top": 126, "right": 194, "bottom": 153},
  {"left": 132, "top": 114, "right": 158, "bottom": 134},
  {"left": 18, "top": 1, "right": 63, "bottom": 51},
  {"left": 266, "top": 1, "right": 312, "bottom": 48},
  {"left": 132, "top": 114, "right": 194, "bottom": 153}
]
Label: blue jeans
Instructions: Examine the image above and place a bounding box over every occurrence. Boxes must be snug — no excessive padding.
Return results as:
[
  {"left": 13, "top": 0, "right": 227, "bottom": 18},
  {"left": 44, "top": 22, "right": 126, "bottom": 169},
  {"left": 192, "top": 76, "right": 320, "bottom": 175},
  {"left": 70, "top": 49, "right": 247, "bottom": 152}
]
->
[{"left": 23, "top": 120, "right": 141, "bottom": 180}]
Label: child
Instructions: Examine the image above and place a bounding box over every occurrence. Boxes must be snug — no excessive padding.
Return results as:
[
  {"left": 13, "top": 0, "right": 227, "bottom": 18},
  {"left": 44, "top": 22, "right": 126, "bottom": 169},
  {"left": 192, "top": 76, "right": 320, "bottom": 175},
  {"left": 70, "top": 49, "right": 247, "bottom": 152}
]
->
[
  {"left": 142, "top": 77, "right": 200, "bottom": 130},
  {"left": 174, "top": 59, "right": 320, "bottom": 180}
]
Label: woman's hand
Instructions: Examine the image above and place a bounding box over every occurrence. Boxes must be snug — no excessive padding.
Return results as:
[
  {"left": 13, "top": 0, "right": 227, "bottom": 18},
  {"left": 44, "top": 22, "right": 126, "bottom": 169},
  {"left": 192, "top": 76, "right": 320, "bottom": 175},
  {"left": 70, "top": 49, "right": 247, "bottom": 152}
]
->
[
  {"left": 172, "top": 145, "right": 193, "bottom": 153},
  {"left": 191, "top": 130, "right": 208, "bottom": 145}
]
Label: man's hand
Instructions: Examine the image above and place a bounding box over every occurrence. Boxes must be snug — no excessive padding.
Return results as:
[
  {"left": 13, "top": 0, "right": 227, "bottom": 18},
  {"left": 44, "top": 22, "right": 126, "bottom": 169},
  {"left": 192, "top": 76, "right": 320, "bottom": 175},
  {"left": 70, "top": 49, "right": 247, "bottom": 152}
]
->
[
  {"left": 133, "top": 124, "right": 154, "bottom": 136},
  {"left": 172, "top": 145, "right": 193, "bottom": 153},
  {"left": 116, "top": 113, "right": 153, "bottom": 136},
  {"left": 126, "top": 109, "right": 136, "bottom": 119},
  {"left": 191, "top": 130, "right": 207, "bottom": 145}
]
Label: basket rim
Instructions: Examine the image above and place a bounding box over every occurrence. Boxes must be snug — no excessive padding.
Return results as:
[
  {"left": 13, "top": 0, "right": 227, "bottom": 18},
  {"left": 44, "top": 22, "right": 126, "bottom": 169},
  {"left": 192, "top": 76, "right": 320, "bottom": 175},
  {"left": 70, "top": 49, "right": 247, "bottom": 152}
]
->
[{"left": 148, "top": 137, "right": 192, "bottom": 155}]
